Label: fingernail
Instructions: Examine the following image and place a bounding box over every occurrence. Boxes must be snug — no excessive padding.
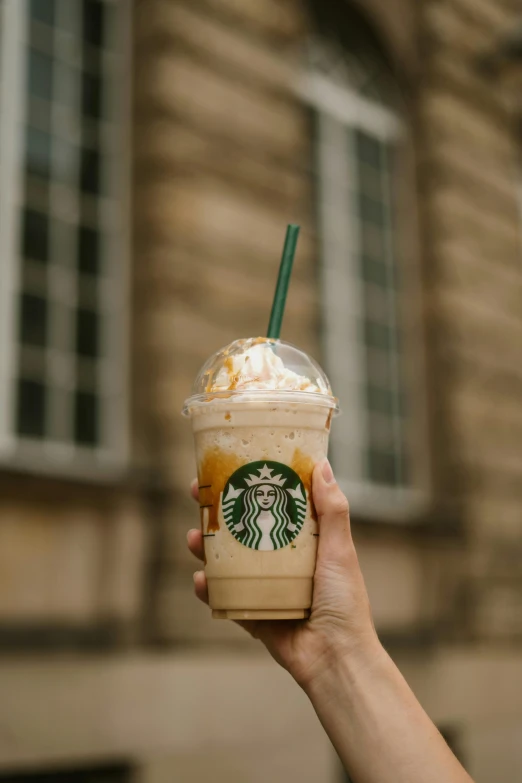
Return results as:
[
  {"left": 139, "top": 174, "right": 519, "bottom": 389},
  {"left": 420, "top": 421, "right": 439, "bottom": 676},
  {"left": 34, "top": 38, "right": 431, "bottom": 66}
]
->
[
  {"left": 193, "top": 571, "right": 202, "bottom": 583},
  {"left": 322, "top": 458, "right": 335, "bottom": 485}
]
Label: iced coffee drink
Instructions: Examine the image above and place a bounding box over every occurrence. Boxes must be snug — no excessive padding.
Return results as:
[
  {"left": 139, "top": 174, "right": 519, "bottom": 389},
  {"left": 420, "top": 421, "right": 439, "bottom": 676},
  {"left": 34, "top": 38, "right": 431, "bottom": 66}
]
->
[{"left": 183, "top": 338, "right": 337, "bottom": 620}]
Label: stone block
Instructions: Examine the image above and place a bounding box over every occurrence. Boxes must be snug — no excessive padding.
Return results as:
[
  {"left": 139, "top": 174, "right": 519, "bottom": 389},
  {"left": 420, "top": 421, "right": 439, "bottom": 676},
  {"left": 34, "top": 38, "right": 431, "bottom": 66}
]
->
[
  {"left": 152, "top": 4, "right": 297, "bottom": 93},
  {"left": 148, "top": 54, "right": 307, "bottom": 160}
]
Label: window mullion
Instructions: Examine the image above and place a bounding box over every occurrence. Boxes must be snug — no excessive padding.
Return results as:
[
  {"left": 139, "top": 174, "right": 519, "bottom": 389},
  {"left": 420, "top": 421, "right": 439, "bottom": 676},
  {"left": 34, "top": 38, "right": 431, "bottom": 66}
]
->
[
  {"left": 381, "top": 143, "right": 404, "bottom": 488},
  {"left": 0, "top": 0, "right": 27, "bottom": 453},
  {"left": 46, "top": 0, "right": 82, "bottom": 453}
]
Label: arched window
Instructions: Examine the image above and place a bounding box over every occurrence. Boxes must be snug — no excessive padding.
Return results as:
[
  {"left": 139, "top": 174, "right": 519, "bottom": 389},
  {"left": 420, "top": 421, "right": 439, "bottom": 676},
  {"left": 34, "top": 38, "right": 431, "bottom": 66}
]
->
[{"left": 303, "top": 3, "right": 429, "bottom": 519}]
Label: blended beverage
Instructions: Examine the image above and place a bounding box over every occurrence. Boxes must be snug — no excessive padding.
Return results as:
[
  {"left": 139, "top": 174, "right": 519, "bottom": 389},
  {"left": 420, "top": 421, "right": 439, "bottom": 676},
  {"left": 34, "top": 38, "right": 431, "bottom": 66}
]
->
[{"left": 183, "top": 337, "right": 338, "bottom": 620}]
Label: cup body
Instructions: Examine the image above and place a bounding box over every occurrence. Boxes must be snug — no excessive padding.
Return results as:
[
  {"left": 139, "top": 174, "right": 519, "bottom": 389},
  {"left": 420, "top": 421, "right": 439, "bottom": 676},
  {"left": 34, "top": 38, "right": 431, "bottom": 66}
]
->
[{"left": 190, "top": 397, "right": 332, "bottom": 620}]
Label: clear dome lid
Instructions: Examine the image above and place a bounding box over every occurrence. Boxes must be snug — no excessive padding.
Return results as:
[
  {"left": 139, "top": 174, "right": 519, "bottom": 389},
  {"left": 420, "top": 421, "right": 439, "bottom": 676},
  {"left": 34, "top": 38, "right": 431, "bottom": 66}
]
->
[{"left": 183, "top": 337, "right": 338, "bottom": 414}]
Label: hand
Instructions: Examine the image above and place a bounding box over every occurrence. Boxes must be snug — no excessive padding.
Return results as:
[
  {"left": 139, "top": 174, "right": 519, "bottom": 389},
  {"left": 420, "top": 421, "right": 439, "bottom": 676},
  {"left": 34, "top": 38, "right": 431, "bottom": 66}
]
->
[{"left": 187, "top": 459, "right": 381, "bottom": 689}]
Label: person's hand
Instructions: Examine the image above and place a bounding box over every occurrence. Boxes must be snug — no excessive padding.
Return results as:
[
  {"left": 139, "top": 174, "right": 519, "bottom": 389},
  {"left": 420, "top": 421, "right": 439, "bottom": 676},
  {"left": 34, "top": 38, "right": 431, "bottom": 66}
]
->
[{"left": 187, "top": 459, "right": 381, "bottom": 689}]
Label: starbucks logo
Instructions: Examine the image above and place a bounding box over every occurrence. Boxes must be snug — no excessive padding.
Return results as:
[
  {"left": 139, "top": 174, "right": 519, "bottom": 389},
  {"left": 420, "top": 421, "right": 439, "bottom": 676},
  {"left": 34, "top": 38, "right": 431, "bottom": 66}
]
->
[{"left": 222, "top": 461, "right": 307, "bottom": 551}]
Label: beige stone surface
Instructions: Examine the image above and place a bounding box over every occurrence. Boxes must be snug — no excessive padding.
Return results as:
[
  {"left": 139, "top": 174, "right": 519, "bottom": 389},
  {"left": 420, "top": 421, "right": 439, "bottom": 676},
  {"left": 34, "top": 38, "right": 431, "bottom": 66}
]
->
[
  {"left": 356, "top": 538, "right": 441, "bottom": 631},
  {"left": 149, "top": 4, "right": 298, "bottom": 93},
  {"left": 421, "top": 0, "right": 522, "bottom": 649},
  {"left": 0, "top": 497, "right": 146, "bottom": 626},
  {"left": 0, "top": 653, "right": 333, "bottom": 779}
]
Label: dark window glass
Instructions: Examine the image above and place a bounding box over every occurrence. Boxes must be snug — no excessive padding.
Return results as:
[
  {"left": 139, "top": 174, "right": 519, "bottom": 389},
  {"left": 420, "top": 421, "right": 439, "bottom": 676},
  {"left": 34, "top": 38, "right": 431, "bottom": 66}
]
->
[
  {"left": 0, "top": 763, "right": 132, "bottom": 782},
  {"left": 400, "top": 449, "right": 409, "bottom": 485},
  {"left": 78, "top": 226, "right": 100, "bottom": 275},
  {"left": 30, "top": 0, "right": 55, "bottom": 25},
  {"left": 26, "top": 126, "right": 52, "bottom": 179},
  {"left": 28, "top": 50, "right": 53, "bottom": 101},
  {"left": 82, "top": 0, "right": 105, "bottom": 48},
  {"left": 76, "top": 309, "right": 99, "bottom": 357},
  {"left": 366, "top": 385, "right": 395, "bottom": 415},
  {"left": 357, "top": 132, "right": 381, "bottom": 168},
  {"left": 364, "top": 320, "right": 392, "bottom": 351},
  {"left": 367, "top": 449, "right": 397, "bottom": 486},
  {"left": 360, "top": 223, "right": 386, "bottom": 261},
  {"left": 16, "top": 379, "right": 46, "bottom": 438},
  {"left": 19, "top": 293, "right": 48, "bottom": 347},
  {"left": 22, "top": 209, "right": 49, "bottom": 263},
  {"left": 360, "top": 196, "right": 385, "bottom": 226},
  {"left": 80, "top": 148, "right": 101, "bottom": 194},
  {"left": 23, "top": 172, "right": 51, "bottom": 215},
  {"left": 74, "top": 391, "right": 98, "bottom": 446},
  {"left": 82, "top": 72, "right": 102, "bottom": 118},
  {"left": 27, "top": 99, "right": 52, "bottom": 132},
  {"left": 361, "top": 256, "right": 389, "bottom": 287}
]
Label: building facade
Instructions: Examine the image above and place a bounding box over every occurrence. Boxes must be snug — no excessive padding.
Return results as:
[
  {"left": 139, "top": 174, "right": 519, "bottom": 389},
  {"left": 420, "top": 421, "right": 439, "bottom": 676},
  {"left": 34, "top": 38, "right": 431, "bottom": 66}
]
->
[{"left": 0, "top": 0, "right": 521, "bottom": 781}]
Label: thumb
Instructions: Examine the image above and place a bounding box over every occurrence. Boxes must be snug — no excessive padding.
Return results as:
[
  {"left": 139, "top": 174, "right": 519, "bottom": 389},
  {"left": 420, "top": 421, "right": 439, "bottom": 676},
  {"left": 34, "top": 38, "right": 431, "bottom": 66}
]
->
[{"left": 313, "top": 458, "right": 353, "bottom": 568}]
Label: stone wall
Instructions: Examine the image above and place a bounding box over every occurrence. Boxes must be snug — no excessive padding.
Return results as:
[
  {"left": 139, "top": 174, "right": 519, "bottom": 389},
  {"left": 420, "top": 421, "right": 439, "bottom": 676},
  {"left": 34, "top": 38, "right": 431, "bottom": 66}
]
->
[
  {"left": 419, "top": 0, "right": 522, "bottom": 642},
  {"left": 0, "top": 474, "right": 147, "bottom": 643}
]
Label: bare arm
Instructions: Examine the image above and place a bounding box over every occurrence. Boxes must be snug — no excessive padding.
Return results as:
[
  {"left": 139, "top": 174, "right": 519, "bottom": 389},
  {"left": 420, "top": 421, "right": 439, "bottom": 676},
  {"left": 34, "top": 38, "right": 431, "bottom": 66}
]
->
[
  {"left": 188, "top": 461, "right": 474, "bottom": 783},
  {"left": 303, "top": 639, "right": 473, "bottom": 783}
]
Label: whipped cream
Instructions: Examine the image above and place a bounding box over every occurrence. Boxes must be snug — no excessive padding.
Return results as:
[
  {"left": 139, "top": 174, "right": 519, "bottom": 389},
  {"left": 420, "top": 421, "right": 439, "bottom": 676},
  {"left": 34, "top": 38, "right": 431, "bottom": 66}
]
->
[{"left": 210, "top": 342, "right": 329, "bottom": 394}]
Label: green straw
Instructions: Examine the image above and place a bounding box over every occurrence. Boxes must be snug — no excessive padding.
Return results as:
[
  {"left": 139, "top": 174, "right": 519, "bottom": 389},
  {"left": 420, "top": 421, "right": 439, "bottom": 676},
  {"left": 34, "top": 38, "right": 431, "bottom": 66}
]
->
[{"left": 267, "top": 224, "right": 300, "bottom": 339}]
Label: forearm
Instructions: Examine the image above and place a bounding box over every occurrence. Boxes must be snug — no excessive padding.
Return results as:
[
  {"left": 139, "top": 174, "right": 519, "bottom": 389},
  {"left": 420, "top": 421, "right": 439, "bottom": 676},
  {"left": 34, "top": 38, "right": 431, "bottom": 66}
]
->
[{"left": 303, "top": 640, "right": 474, "bottom": 783}]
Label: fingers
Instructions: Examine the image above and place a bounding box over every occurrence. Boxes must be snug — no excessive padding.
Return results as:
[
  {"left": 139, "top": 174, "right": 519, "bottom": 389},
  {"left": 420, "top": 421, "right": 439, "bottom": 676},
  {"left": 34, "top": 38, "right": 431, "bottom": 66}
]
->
[
  {"left": 191, "top": 478, "right": 199, "bottom": 501},
  {"left": 187, "top": 529, "right": 205, "bottom": 562},
  {"left": 313, "top": 459, "right": 353, "bottom": 568},
  {"left": 193, "top": 570, "right": 209, "bottom": 604}
]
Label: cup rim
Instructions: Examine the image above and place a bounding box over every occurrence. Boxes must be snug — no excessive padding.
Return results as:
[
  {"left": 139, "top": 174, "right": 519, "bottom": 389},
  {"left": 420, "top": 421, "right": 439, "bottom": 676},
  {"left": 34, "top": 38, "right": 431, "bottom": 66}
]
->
[{"left": 182, "top": 389, "right": 340, "bottom": 417}]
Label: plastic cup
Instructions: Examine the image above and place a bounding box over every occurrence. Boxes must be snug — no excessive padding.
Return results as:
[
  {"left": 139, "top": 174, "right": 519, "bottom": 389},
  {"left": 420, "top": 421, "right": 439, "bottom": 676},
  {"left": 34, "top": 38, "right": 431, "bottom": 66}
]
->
[{"left": 183, "top": 338, "right": 338, "bottom": 620}]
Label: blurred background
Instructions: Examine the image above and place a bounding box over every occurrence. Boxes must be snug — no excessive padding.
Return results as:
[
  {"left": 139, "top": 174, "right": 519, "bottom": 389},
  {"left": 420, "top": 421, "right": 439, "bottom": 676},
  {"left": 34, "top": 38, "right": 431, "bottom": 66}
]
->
[{"left": 0, "top": 0, "right": 521, "bottom": 781}]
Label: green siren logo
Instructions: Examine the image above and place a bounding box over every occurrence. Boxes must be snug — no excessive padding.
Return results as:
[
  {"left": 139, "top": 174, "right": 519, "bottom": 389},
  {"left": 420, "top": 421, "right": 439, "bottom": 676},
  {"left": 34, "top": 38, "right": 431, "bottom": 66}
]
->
[{"left": 222, "top": 461, "right": 307, "bottom": 551}]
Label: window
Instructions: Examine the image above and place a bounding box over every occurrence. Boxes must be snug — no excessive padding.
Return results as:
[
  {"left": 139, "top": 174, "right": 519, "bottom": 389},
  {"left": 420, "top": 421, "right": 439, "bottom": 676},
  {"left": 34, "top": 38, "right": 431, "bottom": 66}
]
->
[
  {"left": 0, "top": 763, "right": 133, "bottom": 783},
  {"left": 0, "top": 0, "right": 130, "bottom": 476},
  {"left": 303, "top": 5, "right": 429, "bottom": 520}
]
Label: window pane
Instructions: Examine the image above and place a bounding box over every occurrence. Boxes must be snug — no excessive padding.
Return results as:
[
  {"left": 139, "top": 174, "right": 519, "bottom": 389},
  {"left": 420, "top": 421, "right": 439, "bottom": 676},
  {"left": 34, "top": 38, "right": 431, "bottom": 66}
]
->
[
  {"left": 27, "top": 98, "right": 52, "bottom": 132},
  {"left": 354, "top": 131, "right": 405, "bottom": 487},
  {"left": 359, "top": 196, "right": 385, "bottom": 226},
  {"left": 74, "top": 391, "right": 99, "bottom": 446},
  {"left": 21, "top": 209, "right": 50, "bottom": 263},
  {"left": 367, "top": 449, "right": 397, "bottom": 486},
  {"left": 361, "top": 257, "right": 388, "bottom": 287},
  {"left": 80, "top": 148, "right": 101, "bottom": 194},
  {"left": 78, "top": 226, "right": 100, "bottom": 275},
  {"left": 81, "top": 72, "right": 102, "bottom": 118},
  {"left": 0, "top": 762, "right": 132, "bottom": 782},
  {"left": 366, "top": 385, "right": 396, "bottom": 415},
  {"left": 82, "top": 0, "right": 105, "bottom": 48},
  {"left": 16, "top": 379, "right": 47, "bottom": 438},
  {"left": 364, "top": 320, "right": 392, "bottom": 351},
  {"left": 29, "top": 0, "right": 55, "bottom": 25},
  {"left": 19, "top": 293, "right": 48, "bottom": 347},
  {"left": 358, "top": 133, "right": 381, "bottom": 167},
  {"left": 28, "top": 50, "right": 53, "bottom": 101},
  {"left": 25, "top": 126, "right": 52, "bottom": 179},
  {"left": 76, "top": 309, "right": 99, "bottom": 357}
]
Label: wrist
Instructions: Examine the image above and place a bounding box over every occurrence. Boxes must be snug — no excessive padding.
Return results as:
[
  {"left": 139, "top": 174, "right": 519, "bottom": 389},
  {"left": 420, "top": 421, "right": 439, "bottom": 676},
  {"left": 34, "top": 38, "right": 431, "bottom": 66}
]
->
[{"left": 300, "top": 631, "right": 387, "bottom": 701}]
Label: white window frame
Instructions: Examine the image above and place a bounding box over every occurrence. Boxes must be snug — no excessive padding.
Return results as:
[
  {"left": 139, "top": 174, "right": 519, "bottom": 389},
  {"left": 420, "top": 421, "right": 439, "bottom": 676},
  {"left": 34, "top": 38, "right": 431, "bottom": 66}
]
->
[
  {"left": 0, "top": 0, "right": 131, "bottom": 481},
  {"left": 298, "top": 63, "right": 431, "bottom": 522}
]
